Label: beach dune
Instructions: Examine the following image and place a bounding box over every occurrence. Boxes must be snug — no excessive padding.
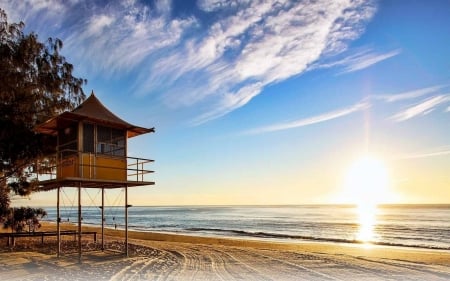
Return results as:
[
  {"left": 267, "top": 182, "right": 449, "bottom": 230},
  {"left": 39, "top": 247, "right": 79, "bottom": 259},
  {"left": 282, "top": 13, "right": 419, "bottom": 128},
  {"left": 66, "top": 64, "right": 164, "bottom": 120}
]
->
[{"left": 1, "top": 223, "right": 449, "bottom": 281}]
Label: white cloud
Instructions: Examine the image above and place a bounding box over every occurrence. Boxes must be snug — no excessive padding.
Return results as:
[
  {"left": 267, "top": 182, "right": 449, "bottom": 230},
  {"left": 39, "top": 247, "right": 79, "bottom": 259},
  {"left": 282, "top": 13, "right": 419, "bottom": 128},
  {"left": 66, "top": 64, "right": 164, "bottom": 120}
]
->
[
  {"left": 2, "top": 0, "right": 197, "bottom": 75},
  {"left": 0, "top": 0, "right": 67, "bottom": 27},
  {"left": 390, "top": 95, "right": 450, "bottom": 122},
  {"left": 146, "top": 0, "right": 376, "bottom": 123},
  {"left": 27, "top": 0, "right": 65, "bottom": 13},
  {"left": 154, "top": 0, "right": 172, "bottom": 15},
  {"left": 197, "top": 0, "right": 247, "bottom": 12},
  {"left": 374, "top": 85, "right": 446, "bottom": 102},
  {"left": 323, "top": 0, "right": 377, "bottom": 54},
  {"left": 340, "top": 49, "right": 400, "bottom": 73},
  {"left": 395, "top": 146, "right": 450, "bottom": 160},
  {"left": 191, "top": 82, "right": 264, "bottom": 126},
  {"left": 312, "top": 48, "right": 400, "bottom": 74},
  {"left": 62, "top": 1, "right": 197, "bottom": 75},
  {"left": 86, "top": 14, "right": 114, "bottom": 36},
  {"left": 2, "top": 0, "right": 377, "bottom": 125},
  {"left": 244, "top": 101, "right": 370, "bottom": 135}
]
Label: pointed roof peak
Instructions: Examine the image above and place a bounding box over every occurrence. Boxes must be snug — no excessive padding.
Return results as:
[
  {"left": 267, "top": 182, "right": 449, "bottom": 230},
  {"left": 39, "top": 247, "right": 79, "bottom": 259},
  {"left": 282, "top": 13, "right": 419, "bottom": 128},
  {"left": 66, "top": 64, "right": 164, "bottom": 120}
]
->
[
  {"left": 72, "top": 93, "right": 124, "bottom": 123},
  {"left": 35, "top": 92, "right": 154, "bottom": 137}
]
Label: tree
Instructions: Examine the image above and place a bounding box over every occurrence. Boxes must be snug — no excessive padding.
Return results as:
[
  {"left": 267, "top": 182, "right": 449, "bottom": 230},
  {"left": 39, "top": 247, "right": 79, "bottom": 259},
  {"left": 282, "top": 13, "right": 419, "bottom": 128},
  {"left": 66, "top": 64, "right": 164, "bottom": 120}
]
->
[
  {"left": 0, "top": 9, "right": 86, "bottom": 223},
  {"left": 0, "top": 185, "right": 9, "bottom": 222},
  {"left": 3, "top": 206, "right": 47, "bottom": 232}
]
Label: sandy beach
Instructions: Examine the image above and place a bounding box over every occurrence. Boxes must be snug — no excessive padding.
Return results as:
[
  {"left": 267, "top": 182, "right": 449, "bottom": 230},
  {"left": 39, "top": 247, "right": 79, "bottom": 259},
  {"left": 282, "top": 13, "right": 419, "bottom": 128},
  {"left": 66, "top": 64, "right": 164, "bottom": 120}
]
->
[{"left": 0, "top": 223, "right": 449, "bottom": 281}]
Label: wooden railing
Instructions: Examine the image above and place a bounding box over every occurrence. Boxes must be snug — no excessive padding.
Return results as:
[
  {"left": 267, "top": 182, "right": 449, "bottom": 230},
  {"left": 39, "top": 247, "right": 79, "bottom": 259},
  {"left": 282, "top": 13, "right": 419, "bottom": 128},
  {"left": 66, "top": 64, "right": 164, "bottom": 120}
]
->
[
  {"left": 36, "top": 149, "right": 154, "bottom": 183},
  {"left": 0, "top": 230, "right": 97, "bottom": 246}
]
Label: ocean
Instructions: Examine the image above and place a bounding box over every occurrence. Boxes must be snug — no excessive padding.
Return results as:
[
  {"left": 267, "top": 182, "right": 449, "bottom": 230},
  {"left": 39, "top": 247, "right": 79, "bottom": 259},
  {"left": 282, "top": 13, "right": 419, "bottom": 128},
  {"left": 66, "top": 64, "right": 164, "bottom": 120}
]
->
[{"left": 43, "top": 204, "right": 450, "bottom": 250}]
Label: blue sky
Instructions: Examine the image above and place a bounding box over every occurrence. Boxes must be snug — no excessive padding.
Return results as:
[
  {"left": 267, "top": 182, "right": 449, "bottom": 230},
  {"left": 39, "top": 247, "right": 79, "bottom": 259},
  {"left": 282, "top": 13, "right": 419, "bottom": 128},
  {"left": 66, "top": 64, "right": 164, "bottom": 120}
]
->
[{"left": 3, "top": 0, "right": 449, "bottom": 205}]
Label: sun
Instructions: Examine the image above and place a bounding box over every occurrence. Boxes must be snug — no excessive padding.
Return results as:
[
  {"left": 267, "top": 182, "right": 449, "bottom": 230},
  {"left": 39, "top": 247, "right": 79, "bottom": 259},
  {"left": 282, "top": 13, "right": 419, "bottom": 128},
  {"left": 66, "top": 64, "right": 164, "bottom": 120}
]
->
[
  {"left": 343, "top": 155, "right": 391, "bottom": 242},
  {"left": 344, "top": 155, "right": 391, "bottom": 206}
]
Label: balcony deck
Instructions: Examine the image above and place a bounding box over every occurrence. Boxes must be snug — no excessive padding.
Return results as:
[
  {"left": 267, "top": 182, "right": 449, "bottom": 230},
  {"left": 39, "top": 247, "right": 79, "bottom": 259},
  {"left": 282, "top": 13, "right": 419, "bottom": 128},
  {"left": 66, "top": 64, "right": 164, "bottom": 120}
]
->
[
  {"left": 36, "top": 151, "right": 154, "bottom": 190},
  {"left": 37, "top": 177, "right": 155, "bottom": 190}
]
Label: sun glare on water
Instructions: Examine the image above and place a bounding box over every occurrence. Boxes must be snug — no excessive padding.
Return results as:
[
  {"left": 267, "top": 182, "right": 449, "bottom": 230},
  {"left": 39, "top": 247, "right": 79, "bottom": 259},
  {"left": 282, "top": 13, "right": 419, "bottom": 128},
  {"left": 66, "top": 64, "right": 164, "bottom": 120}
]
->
[{"left": 344, "top": 156, "right": 391, "bottom": 243}]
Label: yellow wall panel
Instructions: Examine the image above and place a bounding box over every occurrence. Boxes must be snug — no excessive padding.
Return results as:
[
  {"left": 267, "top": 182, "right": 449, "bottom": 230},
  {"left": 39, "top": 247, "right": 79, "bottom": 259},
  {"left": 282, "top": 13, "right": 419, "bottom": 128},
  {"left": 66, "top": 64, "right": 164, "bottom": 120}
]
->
[
  {"left": 94, "top": 156, "right": 127, "bottom": 181},
  {"left": 57, "top": 154, "right": 127, "bottom": 181}
]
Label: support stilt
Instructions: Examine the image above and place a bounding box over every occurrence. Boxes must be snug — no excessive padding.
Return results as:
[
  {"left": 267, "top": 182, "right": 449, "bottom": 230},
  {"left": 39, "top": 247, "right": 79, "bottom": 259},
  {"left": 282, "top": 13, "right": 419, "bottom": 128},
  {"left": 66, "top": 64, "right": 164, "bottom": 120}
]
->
[
  {"left": 57, "top": 186, "right": 61, "bottom": 258},
  {"left": 125, "top": 185, "right": 128, "bottom": 257},
  {"left": 101, "top": 187, "right": 105, "bottom": 251},
  {"left": 78, "top": 183, "right": 82, "bottom": 263}
]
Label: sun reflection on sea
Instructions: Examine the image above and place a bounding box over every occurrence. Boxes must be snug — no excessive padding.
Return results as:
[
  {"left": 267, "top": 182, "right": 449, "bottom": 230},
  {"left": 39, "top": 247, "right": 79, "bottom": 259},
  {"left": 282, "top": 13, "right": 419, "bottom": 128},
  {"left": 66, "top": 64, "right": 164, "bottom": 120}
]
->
[
  {"left": 342, "top": 156, "right": 389, "bottom": 247},
  {"left": 356, "top": 203, "right": 378, "bottom": 245}
]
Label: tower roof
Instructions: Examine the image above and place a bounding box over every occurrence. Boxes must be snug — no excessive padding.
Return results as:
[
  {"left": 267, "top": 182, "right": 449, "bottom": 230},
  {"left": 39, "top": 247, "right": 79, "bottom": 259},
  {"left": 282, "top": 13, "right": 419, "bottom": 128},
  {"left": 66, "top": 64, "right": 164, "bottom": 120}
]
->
[{"left": 35, "top": 92, "right": 154, "bottom": 137}]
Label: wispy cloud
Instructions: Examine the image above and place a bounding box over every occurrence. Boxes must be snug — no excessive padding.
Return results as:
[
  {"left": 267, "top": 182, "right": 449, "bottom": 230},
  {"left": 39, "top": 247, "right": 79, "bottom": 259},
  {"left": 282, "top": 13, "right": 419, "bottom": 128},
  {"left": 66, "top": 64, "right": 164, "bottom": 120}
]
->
[
  {"left": 243, "top": 101, "right": 370, "bottom": 135},
  {"left": 1, "top": 0, "right": 197, "bottom": 75},
  {"left": 390, "top": 95, "right": 450, "bottom": 122},
  {"left": 314, "top": 49, "right": 401, "bottom": 74},
  {"left": 63, "top": 1, "right": 197, "bottom": 75},
  {"left": 197, "top": 0, "right": 248, "bottom": 12},
  {"left": 340, "top": 49, "right": 400, "bottom": 73},
  {"left": 149, "top": 0, "right": 376, "bottom": 124},
  {"left": 374, "top": 85, "right": 446, "bottom": 102},
  {"left": 1, "top": 0, "right": 377, "bottom": 125},
  {"left": 0, "top": 0, "right": 66, "bottom": 19},
  {"left": 395, "top": 146, "right": 450, "bottom": 160}
]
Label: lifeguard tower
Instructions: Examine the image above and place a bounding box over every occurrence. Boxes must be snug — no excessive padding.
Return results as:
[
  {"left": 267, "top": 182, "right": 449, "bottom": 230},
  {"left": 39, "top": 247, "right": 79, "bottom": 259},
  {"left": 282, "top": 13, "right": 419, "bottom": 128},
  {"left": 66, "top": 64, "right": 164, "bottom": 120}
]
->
[{"left": 35, "top": 92, "right": 154, "bottom": 261}]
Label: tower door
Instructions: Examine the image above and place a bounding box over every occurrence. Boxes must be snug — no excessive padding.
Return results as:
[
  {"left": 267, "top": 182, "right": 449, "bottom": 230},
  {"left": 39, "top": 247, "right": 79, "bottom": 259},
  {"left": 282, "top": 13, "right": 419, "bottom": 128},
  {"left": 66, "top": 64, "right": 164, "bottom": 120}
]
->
[{"left": 57, "top": 122, "right": 78, "bottom": 178}]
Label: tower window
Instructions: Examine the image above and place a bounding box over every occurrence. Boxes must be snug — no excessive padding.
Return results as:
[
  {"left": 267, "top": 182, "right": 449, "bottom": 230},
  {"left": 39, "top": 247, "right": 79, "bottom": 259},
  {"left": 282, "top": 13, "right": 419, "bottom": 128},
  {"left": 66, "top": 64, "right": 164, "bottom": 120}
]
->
[{"left": 96, "top": 125, "right": 125, "bottom": 156}]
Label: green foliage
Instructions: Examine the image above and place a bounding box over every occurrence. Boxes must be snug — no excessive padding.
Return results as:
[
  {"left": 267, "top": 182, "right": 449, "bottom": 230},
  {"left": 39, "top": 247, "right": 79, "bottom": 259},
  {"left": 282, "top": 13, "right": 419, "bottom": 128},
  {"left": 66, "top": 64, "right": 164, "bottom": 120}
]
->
[
  {"left": 3, "top": 206, "right": 47, "bottom": 232},
  {"left": 0, "top": 8, "right": 86, "bottom": 220},
  {"left": 0, "top": 9, "right": 86, "bottom": 190},
  {"left": 0, "top": 185, "right": 10, "bottom": 221}
]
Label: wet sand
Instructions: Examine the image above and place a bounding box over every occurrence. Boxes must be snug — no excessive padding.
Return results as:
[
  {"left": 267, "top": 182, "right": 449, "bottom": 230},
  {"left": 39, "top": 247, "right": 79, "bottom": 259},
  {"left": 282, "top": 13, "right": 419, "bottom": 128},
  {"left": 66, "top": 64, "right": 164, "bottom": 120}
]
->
[{"left": 1, "top": 223, "right": 449, "bottom": 280}]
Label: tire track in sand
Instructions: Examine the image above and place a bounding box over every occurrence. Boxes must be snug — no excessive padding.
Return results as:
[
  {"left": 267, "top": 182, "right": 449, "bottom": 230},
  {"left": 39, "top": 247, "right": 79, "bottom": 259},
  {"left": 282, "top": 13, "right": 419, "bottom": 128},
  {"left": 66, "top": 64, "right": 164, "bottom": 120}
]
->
[
  {"left": 207, "top": 246, "right": 274, "bottom": 280},
  {"left": 109, "top": 246, "right": 180, "bottom": 281},
  {"left": 167, "top": 244, "right": 229, "bottom": 281},
  {"left": 224, "top": 247, "right": 344, "bottom": 281},
  {"left": 110, "top": 257, "right": 164, "bottom": 281},
  {"left": 159, "top": 243, "right": 266, "bottom": 281}
]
